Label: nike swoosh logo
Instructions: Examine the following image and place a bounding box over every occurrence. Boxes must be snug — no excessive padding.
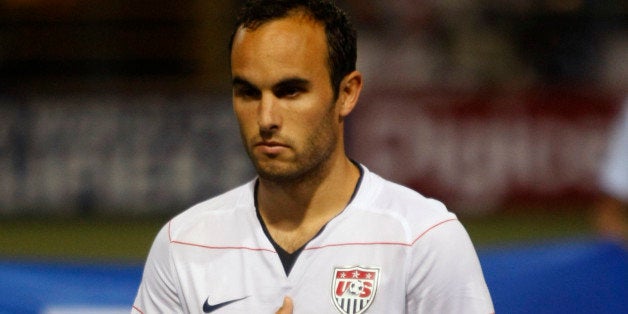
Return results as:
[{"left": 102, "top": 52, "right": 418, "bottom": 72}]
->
[{"left": 203, "top": 296, "right": 249, "bottom": 313}]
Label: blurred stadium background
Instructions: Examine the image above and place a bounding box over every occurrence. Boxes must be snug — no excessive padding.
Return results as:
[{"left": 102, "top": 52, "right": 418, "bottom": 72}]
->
[{"left": 0, "top": 0, "right": 627, "bottom": 313}]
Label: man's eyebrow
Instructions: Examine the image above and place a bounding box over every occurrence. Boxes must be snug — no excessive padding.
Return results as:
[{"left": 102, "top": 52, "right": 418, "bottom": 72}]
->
[
  {"left": 273, "top": 77, "right": 310, "bottom": 89},
  {"left": 232, "top": 77, "right": 311, "bottom": 90},
  {"left": 232, "top": 77, "right": 255, "bottom": 87}
]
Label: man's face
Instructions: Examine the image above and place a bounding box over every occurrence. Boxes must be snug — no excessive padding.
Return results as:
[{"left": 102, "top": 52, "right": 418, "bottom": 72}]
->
[{"left": 231, "top": 14, "right": 342, "bottom": 183}]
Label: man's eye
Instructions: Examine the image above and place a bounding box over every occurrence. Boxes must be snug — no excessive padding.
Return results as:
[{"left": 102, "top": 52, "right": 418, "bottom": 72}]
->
[
  {"left": 276, "top": 86, "right": 303, "bottom": 98},
  {"left": 234, "top": 86, "right": 260, "bottom": 99}
]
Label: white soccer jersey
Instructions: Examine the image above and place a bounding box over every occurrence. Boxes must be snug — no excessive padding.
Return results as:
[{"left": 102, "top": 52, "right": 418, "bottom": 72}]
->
[{"left": 132, "top": 165, "right": 494, "bottom": 314}]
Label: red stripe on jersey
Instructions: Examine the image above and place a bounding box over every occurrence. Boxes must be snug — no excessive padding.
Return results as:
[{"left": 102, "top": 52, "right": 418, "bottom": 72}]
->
[
  {"left": 410, "top": 218, "right": 458, "bottom": 245},
  {"left": 170, "top": 239, "right": 277, "bottom": 253},
  {"left": 168, "top": 221, "right": 276, "bottom": 253},
  {"left": 305, "top": 218, "right": 459, "bottom": 250},
  {"left": 166, "top": 218, "right": 458, "bottom": 252}
]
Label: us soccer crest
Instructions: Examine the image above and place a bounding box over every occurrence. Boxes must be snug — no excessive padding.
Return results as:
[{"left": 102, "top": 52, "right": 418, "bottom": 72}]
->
[{"left": 332, "top": 266, "right": 380, "bottom": 314}]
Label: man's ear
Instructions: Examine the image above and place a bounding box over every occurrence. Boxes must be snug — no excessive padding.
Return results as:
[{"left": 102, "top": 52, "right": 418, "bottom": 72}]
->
[{"left": 338, "top": 71, "right": 363, "bottom": 117}]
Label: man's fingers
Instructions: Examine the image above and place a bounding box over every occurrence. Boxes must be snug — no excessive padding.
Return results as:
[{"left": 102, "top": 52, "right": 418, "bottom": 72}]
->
[{"left": 276, "top": 296, "right": 293, "bottom": 314}]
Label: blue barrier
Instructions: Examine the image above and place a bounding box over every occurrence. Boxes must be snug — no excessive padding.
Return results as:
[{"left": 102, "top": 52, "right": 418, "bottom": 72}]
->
[
  {"left": 0, "top": 260, "right": 142, "bottom": 314},
  {"left": 1, "top": 238, "right": 626, "bottom": 313},
  {"left": 479, "top": 238, "right": 628, "bottom": 314}
]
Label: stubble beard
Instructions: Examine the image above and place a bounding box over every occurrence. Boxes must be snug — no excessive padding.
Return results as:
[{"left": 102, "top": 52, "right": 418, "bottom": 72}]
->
[{"left": 244, "top": 108, "right": 339, "bottom": 186}]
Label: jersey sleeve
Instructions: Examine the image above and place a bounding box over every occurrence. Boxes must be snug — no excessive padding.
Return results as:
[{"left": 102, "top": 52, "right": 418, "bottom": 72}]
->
[
  {"left": 132, "top": 222, "right": 183, "bottom": 313},
  {"left": 406, "top": 219, "right": 494, "bottom": 313}
]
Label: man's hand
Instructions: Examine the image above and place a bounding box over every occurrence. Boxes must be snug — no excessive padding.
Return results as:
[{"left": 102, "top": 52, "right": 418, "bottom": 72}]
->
[{"left": 275, "top": 296, "right": 293, "bottom": 314}]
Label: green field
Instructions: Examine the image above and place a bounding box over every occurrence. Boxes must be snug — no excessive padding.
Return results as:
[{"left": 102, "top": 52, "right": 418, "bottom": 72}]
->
[{"left": 0, "top": 206, "right": 596, "bottom": 262}]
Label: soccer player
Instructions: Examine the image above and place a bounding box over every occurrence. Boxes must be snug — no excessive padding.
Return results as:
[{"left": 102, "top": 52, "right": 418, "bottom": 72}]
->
[{"left": 132, "top": 1, "right": 494, "bottom": 313}]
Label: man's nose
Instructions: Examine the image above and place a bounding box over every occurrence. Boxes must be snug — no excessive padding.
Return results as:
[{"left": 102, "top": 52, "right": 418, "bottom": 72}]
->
[{"left": 258, "top": 93, "right": 281, "bottom": 132}]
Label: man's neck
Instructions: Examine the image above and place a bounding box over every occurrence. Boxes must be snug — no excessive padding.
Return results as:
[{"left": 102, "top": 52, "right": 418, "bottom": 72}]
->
[{"left": 256, "top": 157, "right": 360, "bottom": 253}]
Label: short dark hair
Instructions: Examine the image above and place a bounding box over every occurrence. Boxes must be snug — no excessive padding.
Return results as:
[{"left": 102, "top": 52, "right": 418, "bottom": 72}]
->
[{"left": 229, "top": 0, "right": 357, "bottom": 99}]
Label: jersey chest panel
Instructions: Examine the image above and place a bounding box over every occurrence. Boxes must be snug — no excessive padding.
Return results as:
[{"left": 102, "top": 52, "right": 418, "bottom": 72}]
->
[{"left": 171, "top": 242, "right": 410, "bottom": 313}]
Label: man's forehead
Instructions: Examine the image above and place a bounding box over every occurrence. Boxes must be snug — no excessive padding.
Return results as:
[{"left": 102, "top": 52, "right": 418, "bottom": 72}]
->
[
  {"left": 232, "top": 18, "right": 329, "bottom": 70},
  {"left": 233, "top": 12, "right": 325, "bottom": 47}
]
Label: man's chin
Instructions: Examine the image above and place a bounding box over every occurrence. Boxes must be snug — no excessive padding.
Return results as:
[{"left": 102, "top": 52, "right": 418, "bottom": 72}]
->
[
  {"left": 255, "top": 162, "right": 302, "bottom": 183},
  {"left": 256, "top": 167, "right": 288, "bottom": 179}
]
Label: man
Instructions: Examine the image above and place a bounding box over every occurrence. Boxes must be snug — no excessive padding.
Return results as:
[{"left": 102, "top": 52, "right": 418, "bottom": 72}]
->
[{"left": 132, "top": 1, "right": 494, "bottom": 313}]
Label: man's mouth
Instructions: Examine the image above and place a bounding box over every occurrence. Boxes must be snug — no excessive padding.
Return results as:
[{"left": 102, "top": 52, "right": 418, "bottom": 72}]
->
[{"left": 255, "top": 141, "right": 288, "bottom": 154}]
